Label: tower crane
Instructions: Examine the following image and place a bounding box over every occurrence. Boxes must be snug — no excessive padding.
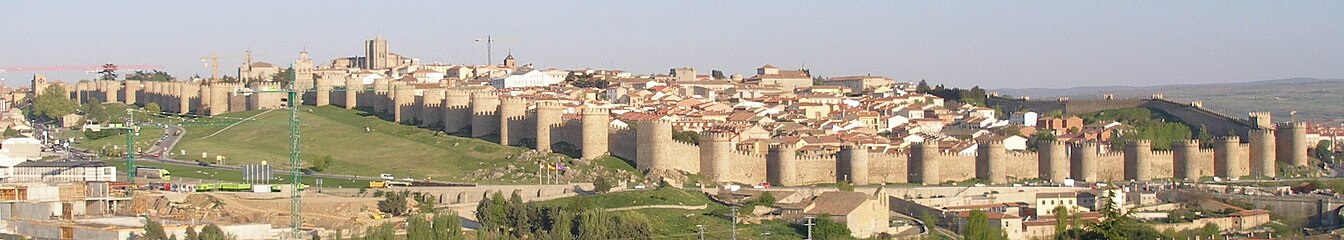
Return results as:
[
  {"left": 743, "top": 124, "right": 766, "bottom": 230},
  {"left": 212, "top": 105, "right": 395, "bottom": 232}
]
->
[
  {"left": 200, "top": 51, "right": 265, "bottom": 82},
  {"left": 0, "top": 64, "right": 162, "bottom": 80}
]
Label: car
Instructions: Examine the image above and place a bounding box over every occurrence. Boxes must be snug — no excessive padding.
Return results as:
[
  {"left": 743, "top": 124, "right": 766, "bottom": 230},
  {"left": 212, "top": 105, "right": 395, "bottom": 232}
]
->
[
  {"left": 151, "top": 153, "right": 160, "bottom": 158},
  {"left": 379, "top": 174, "right": 394, "bottom": 180},
  {"left": 197, "top": 161, "right": 210, "bottom": 167}
]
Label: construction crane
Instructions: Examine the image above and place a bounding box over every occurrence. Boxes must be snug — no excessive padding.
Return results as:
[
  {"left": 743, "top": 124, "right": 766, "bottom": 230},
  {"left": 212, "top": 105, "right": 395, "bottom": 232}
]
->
[
  {"left": 200, "top": 51, "right": 264, "bottom": 82},
  {"left": 0, "top": 64, "right": 162, "bottom": 74}
]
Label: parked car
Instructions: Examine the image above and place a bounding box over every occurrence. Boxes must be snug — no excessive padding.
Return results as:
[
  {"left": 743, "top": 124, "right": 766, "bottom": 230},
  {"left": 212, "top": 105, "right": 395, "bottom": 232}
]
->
[{"left": 379, "top": 174, "right": 394, "bottom": 180}]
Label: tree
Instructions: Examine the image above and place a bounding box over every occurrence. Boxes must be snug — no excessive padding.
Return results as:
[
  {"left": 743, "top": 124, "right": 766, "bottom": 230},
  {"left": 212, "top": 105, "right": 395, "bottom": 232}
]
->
[
  {"left": 812, "top": 76, "right": 826, "bottom": 86},
  {"left": 754, "top": 191, "right": 777, "bottom": 206},
  {"left": 83, "top": 98, "right": 109, "bottom": 123},
  {"left": 916, "top": 79, "right": 931, "bottom": 93},
  {"left": 98, "top": 63, "right": 118, "bottom": 80},
  {"left": 127, "top": 70, "right": 176, "bottom": 82},
  {"left": 32, "top": 85, "right": 79, "bottom": 121},
  {"left": 432, "top": 212, "right": 464, "bottom": 240},
  {"left": 3, "top": 128, "right": 18, "bottom": 138},
  {"left": 811, "top": 214, "right": 852, "bottom": 240},
  {"left": 308, "top": 155, "right": 335, "bottom": 172},
  {"left": 963, "top": 210, "right": 1004, "bottom": 240},
  {"left": 837, "top": 181, "right": 855, "bottom": 192},
  {"left": 145, "top": 102, "right": 162, "bottom": 114},
  {"left": 143, "top": 220, "right": 171, "bottom": 240},
  {"left": 1052, "top": 206, "right": 1070, "bottom": 237},
  {"left": 671, "top": 130, "right": 700, "bottom": 145},
  {"left": 711, "top": 70, "right": 726, "bottom": 79},
  {"left": 1313, "top": 140, "right": 1335, "bottom": 163},
  {"left": 407, "top": 214, "right": 433, "bottom": 240},
  {"left": 417, "top": 193, "right": 436, "bottom": 213},
  {"left": 197, "top": 223, "right": 233, "bottom": 240},
  {"left": 184, "top": 226, "right": 199, "bottom": 240},
  {"left": 592, "top": 176, "right": 613, "bottom": 193},
  {"left": 273, "top": 67, "right": 296, "bottom": 83},
  {"left": 378, "top": 191, "right": 409, "bottom": 216}
]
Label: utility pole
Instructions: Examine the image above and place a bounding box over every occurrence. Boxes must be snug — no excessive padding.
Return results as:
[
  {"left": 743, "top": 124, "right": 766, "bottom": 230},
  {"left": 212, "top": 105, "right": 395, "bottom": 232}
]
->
[
  {"left": 729, "top": 206, "right": 738, "bottom": 240},
  {"left": 124, "top": 107, "right": 136, "bottom": 184},
  {"left": 805, "top": 216, "right": 816, "bottom": 240}
]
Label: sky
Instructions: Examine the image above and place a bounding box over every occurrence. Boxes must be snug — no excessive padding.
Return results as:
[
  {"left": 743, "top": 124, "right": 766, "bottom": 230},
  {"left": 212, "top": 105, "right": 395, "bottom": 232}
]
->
[{"left": 1, "top": 1, "right": 1342, "bottom": 89}]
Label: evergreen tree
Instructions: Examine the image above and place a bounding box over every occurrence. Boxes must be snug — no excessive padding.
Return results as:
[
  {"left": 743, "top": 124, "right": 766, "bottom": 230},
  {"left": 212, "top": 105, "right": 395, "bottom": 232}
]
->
[
  {"left": 1052, "top": 206, "right": 1070, "bottom": 237},
  {"left": 143, "top": 220, "right": 171, "bottom": 240},
  {"left": 550, "top": 209, "right": 575, "bottom": 240},
  {"left": 916, "top": 79, "right": 931, "bottom": 93},
  {"left": 197, "top": 223, "right": 232, "bottom": 240},
  {"left": 432, "top": 212, "right": 464, "bottom": 240},
  {"left": 963, "top": 210, "right": 1005, "bottom": 240},
  {"left": 406, "top": 215, "right": 433, "bottom": 240},
  {"left": 184, "top": 226, "right": 198, "bottom": 240},
  {"left": 711, "top": 70, "right": 726, "bottom": 79}
]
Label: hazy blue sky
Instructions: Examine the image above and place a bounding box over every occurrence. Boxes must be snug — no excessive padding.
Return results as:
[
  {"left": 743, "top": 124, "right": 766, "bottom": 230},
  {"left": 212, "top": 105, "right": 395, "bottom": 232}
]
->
[{"left": 2, "top": 1, "right": 1341, "bottom": 88}]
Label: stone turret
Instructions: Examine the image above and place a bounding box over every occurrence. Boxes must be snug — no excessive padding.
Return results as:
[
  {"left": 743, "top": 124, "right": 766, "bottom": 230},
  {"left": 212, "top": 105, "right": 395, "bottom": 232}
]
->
[
  {"left": 1038, "top": 140, "right": 1068, "bottom": 183},
  {"left": 343, "top": 76, "right": 360, "bottom": 109},
  {"left": 636, "top": 120, "right": 673, "bottom": 172},
  {"left": 699, "top": 131, "right": 733, "bottom": 182},
  {"left": 391, "top": 82, "right": 414, "bottom": 122},
  {"left": 1214, "top": 136, "right": 1243, "bottom": 179},
  {"left": 1124, "top": 140, "right": 1153, "bottom": 181},
  {"left": 123, "top": 81, "right": 140, "bottom": 105},
  {"left": 419, "top": 89, "right": 445, "bottom": 127},
  {"left": 207, "top": 83, "right": 231, "bottom": 116},
  {"left": 838, "top": 144, "right": 870, "bottom": 185},
  {"left": 580, "top": 107, "right": 610, "bottom": 160},
  {"left": 372, "top": 78, "right": 390, "bottom": 113},
  {"left": 1248, "top": 112, "right": 1273, "bottom": 129},
  {"left": 497, "top": 97, "right": 527, "bottom": 146},
  {"left": 767, "top": 143, "right": 799, "bottom": 186},
  {"left": 910, "top": 142, "right": 940, "bottom": 185},
  {"left": 1248, "top": 129, "right": 1276, "bottom": 177},
  {"left": 1070, "top": 141, "right": 1098, "bottom": 182},
  {"left": 976, "top": 139, "right": 1007, "bottom": 184},
  {"left": 1172, "top": 140, "right": 1202, "bottom": 181},
  {"left": 314, "top": 76, "right": 332, "bottom": 106},
  {"left": 534, "top": 102, "right": 563, "bottom": 152},
  {"left": 177, "top": 84, "right": 197, "bottom": 115},
  {"left": 470, "top": 93, "right": 500, "bottom": 138},
  {"left": 1275, "top": 122, "right": 1308, "bottom": 166},
  {"left": 443, "top": 90, "right": 471, "bottom": 133}
]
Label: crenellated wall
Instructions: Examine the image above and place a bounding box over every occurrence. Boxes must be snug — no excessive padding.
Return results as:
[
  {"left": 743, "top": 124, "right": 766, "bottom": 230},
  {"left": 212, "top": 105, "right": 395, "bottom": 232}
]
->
[{"left": 57, "top": 79, "right": 1314, "bottom": 187}]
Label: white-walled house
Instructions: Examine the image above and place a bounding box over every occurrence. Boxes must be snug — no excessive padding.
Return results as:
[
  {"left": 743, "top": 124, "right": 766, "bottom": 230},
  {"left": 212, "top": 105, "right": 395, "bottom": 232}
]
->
[{"left": 490, "top": 69, "right": 564, "bottom": 89}]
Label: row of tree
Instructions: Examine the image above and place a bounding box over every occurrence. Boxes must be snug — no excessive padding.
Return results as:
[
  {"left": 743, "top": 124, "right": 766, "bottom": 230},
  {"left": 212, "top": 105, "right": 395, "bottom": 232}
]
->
[
  {"left": 915, "top": 80, "right": 989, "bottom": 107},
  {"left": 140, "top": 220, "right": 233, "bottom": 240},
  {"left": 476, "top": 191, "right": 653, "bottom": 239}
]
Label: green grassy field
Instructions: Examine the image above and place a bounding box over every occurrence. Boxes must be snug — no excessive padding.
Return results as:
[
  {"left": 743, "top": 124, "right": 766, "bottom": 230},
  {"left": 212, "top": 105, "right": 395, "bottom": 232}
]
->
[
  {"left": 536, "top": 188, "right": 802, "bottom": 239},
  {"left": 168, "top": 105, "right": 636, "bottom": 184}
]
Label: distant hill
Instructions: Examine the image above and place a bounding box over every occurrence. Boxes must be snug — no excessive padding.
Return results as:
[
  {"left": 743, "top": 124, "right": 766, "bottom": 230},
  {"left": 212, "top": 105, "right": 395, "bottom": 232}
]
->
[{"left": 995, "top": 78, "right": 1344, "bottom": 122}]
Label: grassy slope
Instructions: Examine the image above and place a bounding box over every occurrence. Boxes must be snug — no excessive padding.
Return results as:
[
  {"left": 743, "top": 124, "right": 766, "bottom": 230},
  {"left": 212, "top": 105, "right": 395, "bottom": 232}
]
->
[
  {"left": 537, "top": 188, "right": 802, "bottom": 239},
  {"left": 173, "top": 105, "right": 528, "bottom": 182},
  {"left": 99, "top": 159, "right": 369, "bottom": 188}
]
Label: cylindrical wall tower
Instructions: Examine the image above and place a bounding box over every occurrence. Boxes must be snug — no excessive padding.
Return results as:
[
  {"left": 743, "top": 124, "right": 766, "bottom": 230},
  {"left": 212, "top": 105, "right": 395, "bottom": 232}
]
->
[
  {"left": 208, "top": 84, "right": 230, "bottom": 116},
  {"left": 1172, "top": 140, "right": 1202, "bottom": 181},
  {"left": 1248, "top": 129, "right": 1276, "bottom": 177},
  {"left": 391, "top": 83, "right": 414, "bottom": 123},
  {"left": 420, "top": 89, "right": 445, "bottom": 126},
  {"left": 699, "top": 131, "right": 733, "bottom": 182},
  {"left": 1071, "top": 141, "right": 1098, "bottom": 182},
  {"left": 976, "top": 140, "right": 1007, "bottom": 184},
  {"left": 534, "top": 102, "right": 563, "bottom": 152},
  {"left": 343, "top": 77, "right": 360, "bottom": 109},
  {"left": 635, "top": 120, "right": 673, "bottom": 172},
  {"left": 839, "top": 144, "right": 870, "bottom": 185},
  {"left": 1215, "top": 136, "right": 1243, "bottom": 179},
  {"left": 497, "top": 97, "right": 527, "bottom": 146},
  {"left": 122, "top": 81, "right": 140, "bottom": 105},
  {"left": 372, "top": 78, "right": 390, "bottom": 113},
  {"left": 1276, "top": 122, "right": 1308, "bottom": 166},
  {"left": 1039, "top": 140, "right": 1069, "bottom": 183},
  {"left": 911, "top": 142, "right": 941, "bottom": 185},
  {"left": 580, "top": 107, "right": 610, "bottom": 160},
  {"left": 1124, "top": 140, "right": 1153, "bottom": 181},
  {"left": 767, "top": 144, "right": 799, "bottom": 186},
  {"left": 443, "top": 90, "right": 471, "bottom": 133},
  {"left": 470, "top": 93, "right": 500, "bottom": 138},
  {"left": 314, "top": 77, "right": 332, "bottom": 106}
]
